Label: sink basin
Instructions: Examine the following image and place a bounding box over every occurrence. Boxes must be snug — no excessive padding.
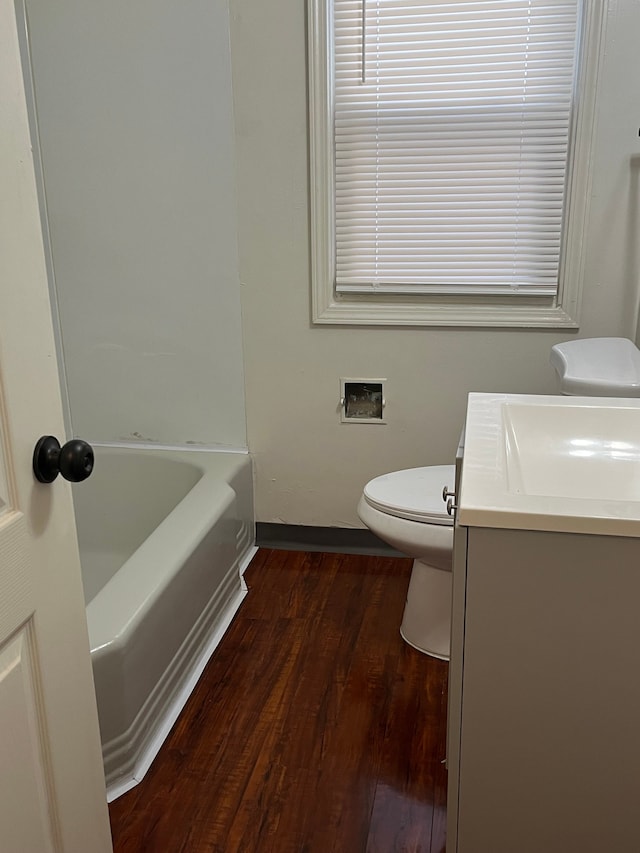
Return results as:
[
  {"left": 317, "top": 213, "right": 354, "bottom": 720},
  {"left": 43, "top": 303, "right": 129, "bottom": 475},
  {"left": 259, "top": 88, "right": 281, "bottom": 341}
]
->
[
  {"left": 459, "top": 393, "right": 640, "bottom": 536},
  {"left": 503, "top": 402, "right": 640, "bottom": 501}
]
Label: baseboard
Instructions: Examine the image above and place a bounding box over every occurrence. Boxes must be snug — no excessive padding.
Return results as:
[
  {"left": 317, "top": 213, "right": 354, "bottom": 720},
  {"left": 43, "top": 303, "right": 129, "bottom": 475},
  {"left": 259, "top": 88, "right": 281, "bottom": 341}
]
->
[{"left": 255, "top": 523, "right": 404, "bottom": 557}]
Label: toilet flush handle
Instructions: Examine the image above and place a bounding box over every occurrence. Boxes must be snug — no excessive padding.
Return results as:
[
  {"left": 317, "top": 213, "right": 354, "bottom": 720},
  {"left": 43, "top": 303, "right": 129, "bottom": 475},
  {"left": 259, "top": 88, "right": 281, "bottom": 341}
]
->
[{"left": 442, "top": 486, "right": 457, "bottom": 516}]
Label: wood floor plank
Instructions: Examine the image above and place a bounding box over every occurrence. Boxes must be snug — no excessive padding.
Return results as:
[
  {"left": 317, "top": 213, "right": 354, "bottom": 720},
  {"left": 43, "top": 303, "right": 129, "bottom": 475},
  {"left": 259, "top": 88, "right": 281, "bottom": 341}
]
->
[{"left": 109, "top": 549, "right": 449, "bottom": 852}]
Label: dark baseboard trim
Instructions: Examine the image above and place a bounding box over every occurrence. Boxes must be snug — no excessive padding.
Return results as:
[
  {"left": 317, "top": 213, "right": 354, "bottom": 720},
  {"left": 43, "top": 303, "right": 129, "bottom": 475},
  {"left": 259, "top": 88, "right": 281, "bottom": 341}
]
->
[{"left": 255, "top": 522, "right": 405, "bottom": 558}]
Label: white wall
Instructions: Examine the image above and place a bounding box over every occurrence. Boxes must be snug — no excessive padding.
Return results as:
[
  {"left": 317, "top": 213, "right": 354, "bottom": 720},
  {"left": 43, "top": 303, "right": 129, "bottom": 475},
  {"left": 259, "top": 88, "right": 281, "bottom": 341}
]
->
[
  {"left": 25, "top": 0, "right": 246, "bottom": 448},
  {"left": 229, "top": 0, "right": 640, "bottom": 527}
]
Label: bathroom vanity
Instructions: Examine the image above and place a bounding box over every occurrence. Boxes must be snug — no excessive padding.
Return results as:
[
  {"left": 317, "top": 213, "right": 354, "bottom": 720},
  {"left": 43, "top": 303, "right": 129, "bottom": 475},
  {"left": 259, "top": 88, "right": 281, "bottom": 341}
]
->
[{"left": 446, "top": 393, "right": 640, "bottom": 853}]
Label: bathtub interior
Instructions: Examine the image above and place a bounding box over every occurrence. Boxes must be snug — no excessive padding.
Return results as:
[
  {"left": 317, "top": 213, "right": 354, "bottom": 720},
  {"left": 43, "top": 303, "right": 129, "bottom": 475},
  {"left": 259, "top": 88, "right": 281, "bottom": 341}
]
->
[
  {"left": 74, "top": 453, "right": 204, "bottom": 604},
  {"left": 73, "top": 446, "right": 255, "bottom": 800}
]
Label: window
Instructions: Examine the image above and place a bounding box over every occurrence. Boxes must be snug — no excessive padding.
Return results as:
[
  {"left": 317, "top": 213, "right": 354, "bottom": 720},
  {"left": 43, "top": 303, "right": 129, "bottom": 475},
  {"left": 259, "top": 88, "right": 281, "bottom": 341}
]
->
[{"left": 309, "top": 0, "right": 604, "bottom": 327}]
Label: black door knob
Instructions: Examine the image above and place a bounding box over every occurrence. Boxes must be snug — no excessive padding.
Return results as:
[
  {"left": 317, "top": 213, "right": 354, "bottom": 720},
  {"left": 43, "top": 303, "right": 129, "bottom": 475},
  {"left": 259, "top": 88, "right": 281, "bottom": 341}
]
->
[{"left": 33, "top": 436, "right": 95, "bottom": 484}]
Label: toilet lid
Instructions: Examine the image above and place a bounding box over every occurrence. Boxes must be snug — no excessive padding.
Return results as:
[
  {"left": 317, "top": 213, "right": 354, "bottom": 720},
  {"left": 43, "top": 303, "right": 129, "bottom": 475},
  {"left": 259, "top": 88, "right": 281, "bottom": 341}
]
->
[
  {"left": 363, "top": 465, "right": 455, "bottom": 525},
  {"left": 550, "top": 338, "right": 640, "bottom": 397}
]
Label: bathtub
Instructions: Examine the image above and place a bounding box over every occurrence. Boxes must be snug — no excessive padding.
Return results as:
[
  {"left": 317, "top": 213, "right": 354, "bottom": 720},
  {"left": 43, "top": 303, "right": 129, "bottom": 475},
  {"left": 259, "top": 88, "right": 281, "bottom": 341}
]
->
[{"left": 72, "top": 446, "right": 255, "bottom": 801}]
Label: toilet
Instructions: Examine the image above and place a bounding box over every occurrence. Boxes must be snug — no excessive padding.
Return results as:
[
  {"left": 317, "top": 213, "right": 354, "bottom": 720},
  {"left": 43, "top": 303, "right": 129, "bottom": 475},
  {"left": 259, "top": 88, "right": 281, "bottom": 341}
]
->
[
  {"left": 357, "top": 464, "right": 455, "bottom": 660},
  {"left": 358, "top": 336, "right": 640, "bottom": 662}
]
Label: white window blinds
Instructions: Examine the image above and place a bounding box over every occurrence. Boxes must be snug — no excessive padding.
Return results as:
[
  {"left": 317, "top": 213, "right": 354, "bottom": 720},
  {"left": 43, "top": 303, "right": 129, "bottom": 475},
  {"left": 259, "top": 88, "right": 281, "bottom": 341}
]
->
[{"left": 333, "top": 0, "right": 581, "bottom": 295}]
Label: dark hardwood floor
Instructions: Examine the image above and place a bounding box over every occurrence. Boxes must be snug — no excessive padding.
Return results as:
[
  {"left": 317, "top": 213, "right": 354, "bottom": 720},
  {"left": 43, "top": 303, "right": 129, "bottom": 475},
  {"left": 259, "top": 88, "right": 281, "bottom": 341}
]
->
[{"left": 109, "top": 549, "right": 448, "bottom": 852}]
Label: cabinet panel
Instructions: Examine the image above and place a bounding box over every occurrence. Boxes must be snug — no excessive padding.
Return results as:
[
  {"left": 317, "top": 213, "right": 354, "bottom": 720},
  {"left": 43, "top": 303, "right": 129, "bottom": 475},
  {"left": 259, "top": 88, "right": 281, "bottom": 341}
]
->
[
  {"left": 456, "top": 527, "right": 640, "bottom": 853},
  {"left": 446, "top": 519, "right": 467, "bottom": 853}
]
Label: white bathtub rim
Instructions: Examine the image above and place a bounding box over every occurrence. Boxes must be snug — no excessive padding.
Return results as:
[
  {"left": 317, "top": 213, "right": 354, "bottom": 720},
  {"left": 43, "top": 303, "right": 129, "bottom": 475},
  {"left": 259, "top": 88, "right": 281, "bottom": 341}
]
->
[
  {"left": 83, "top": 447, "right": 249, "bottom": 609},
  {"left": 93, "top": 440, "right": 249, "bottom": 455},
  {"left": 86, "top": 448, "right": 251, "bottom": 650},
  {"left": 88, "top": 478, "right": 238, "bottom": 654},
  {"left": 105, "top": 544, "right": 258, "bottom": 802}
]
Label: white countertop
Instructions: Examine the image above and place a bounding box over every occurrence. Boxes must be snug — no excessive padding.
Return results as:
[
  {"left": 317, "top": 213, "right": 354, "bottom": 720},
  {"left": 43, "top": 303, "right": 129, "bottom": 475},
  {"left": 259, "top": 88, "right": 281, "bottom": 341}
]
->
[{"left": 458, "top": 392, "right": 640, "bottom": 537}]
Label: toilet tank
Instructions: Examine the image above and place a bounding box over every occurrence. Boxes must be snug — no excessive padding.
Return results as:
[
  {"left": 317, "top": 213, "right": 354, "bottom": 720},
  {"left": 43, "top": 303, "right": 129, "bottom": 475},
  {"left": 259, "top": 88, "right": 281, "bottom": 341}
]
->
[{"left": 550, "top": 337, "right": 640, "bottom": 397}]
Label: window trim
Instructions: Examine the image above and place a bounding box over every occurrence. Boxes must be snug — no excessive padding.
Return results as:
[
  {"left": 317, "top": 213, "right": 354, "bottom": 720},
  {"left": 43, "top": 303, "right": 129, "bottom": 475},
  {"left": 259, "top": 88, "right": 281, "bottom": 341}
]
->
[{"left": 309, "top": 0, "right": 606, "bottom": 328}]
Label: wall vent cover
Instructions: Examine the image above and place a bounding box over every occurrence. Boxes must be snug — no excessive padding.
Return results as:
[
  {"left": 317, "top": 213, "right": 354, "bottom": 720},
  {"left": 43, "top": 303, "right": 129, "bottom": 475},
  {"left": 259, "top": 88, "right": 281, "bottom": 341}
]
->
[{"left": 339, "top": 378, "right": 386, "bottom": 423}]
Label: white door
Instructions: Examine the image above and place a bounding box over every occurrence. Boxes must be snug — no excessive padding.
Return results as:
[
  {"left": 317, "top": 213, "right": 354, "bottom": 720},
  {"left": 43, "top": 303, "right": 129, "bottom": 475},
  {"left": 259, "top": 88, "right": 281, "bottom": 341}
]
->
[{"left": 0, "top": 0, "right": 113, "bottom": 850}]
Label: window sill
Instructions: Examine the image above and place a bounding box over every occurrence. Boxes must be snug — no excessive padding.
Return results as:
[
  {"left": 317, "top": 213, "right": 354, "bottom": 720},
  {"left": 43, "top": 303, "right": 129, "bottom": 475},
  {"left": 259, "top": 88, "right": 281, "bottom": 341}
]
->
[{"left": 312, "top": 295, "right": 580, "bottom": 329}]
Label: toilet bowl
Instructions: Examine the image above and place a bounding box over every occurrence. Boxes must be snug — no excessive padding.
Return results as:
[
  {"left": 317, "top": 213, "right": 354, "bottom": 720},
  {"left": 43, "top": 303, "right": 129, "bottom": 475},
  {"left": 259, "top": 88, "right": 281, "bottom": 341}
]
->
[{"left": 358, "top": 464, "right": 455, "bottom": 660}]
